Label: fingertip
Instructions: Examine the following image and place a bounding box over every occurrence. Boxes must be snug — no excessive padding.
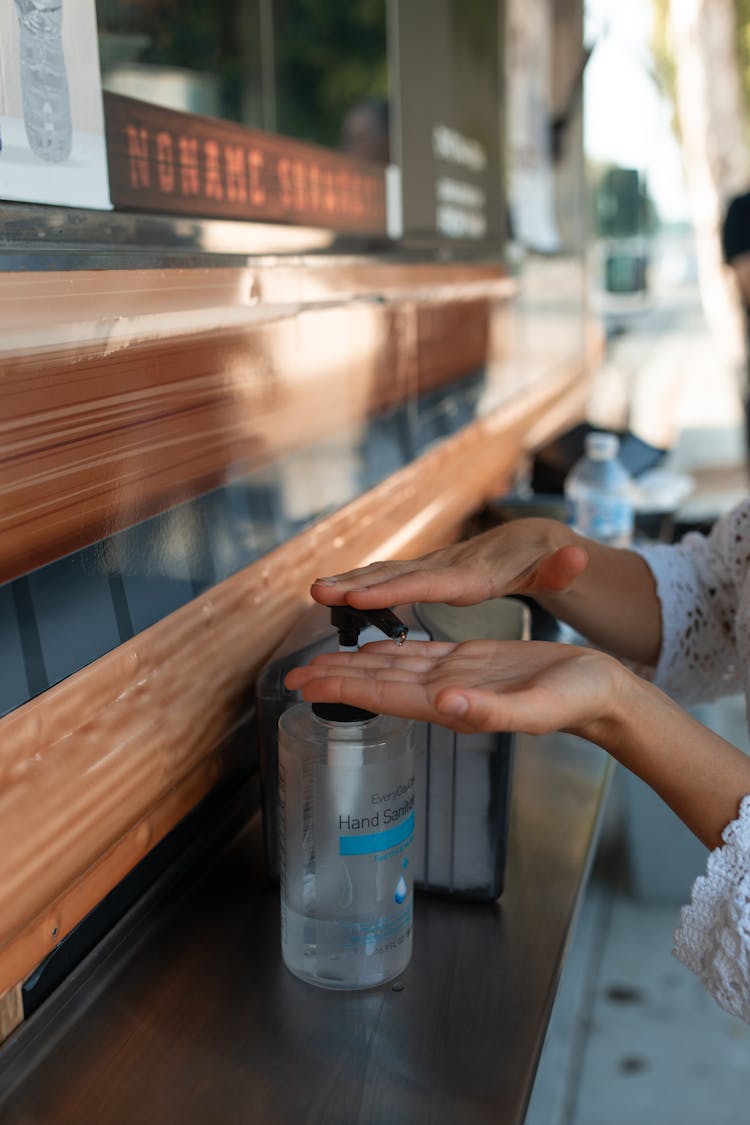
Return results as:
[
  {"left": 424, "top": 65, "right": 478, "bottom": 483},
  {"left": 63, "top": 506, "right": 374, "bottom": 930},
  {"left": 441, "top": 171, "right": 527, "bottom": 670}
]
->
[
  {"left": 564, "top": 544, "right": 590, "bottom": 569},
  {"left": 538, "top": 544, "right": 589, "bottom": 591},
  {"left": 310, "top": 581, "right": 346, "bottom": 605},
  {"left": 560, "top": 545, "right": 589, "bottom": 586},
  {"left": 284, "top": 667, "right": 307, "bottom": 690}
]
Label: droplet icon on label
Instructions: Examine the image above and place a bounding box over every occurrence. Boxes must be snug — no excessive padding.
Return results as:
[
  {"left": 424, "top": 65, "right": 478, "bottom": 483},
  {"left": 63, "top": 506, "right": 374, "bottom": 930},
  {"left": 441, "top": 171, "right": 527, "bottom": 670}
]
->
[{"left": 394, "top": 875, "right": 408, "bottom": 904}]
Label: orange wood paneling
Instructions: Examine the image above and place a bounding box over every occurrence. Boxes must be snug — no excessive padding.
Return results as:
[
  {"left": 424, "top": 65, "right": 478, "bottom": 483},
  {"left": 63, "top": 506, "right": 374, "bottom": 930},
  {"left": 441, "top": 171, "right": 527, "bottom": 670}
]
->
[
  {"left": 0, "top": 264, "right": 513, "bottom": 585},
  {"left": 0, "top": 357, "right": 589, "bottom": 996},
  {"left": 0, "top": 743, "right": 242, "bottom": 999}
]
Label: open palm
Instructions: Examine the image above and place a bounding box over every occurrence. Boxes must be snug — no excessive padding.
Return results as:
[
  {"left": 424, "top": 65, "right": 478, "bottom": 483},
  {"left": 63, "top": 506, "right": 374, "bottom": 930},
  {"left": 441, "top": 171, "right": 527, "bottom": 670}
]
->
[{"left": 285, "top": 638, "right": 625, "bottom": 738}]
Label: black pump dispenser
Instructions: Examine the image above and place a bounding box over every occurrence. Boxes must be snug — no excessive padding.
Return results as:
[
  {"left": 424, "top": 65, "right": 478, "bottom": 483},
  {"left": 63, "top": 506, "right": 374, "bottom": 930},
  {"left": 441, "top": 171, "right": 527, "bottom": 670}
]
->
[
  {"left": 329, "top": 606, "right": 409, "bottom": 647},
  {"left": 311, "top": 606, "right": 408, "bottom": 723}
]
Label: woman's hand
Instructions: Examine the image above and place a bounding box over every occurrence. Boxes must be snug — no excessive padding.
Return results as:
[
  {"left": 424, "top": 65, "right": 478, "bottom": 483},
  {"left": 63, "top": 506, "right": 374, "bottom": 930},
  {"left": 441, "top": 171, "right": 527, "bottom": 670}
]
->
[
  {"left": 310, "top": 519, "right": 589, "bottom": 611},
  {"left": 285, "top": 637, "right": 625, "bottom": 740},
  {"left": 286, "top": 638, "right": 750, "bottom": 850},
  {"left": 310, "top": 516, "right": 662, "bottom": 668}
]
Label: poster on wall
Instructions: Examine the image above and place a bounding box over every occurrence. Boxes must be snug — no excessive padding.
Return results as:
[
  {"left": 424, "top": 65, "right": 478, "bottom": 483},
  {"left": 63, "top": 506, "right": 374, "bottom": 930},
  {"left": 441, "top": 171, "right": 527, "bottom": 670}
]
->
[{"left": 0, "top": 0, "right": 111, "bottom": 209}]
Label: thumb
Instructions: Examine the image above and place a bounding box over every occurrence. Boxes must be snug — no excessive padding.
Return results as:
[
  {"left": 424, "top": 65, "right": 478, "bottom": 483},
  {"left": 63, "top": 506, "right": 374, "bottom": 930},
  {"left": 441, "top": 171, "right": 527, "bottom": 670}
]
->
[
  {"left": 435, "top": 686, "right": 512, "bottom": 732},
  {"left": 533, "top": 544, "right": 589, "bottom": 592}
]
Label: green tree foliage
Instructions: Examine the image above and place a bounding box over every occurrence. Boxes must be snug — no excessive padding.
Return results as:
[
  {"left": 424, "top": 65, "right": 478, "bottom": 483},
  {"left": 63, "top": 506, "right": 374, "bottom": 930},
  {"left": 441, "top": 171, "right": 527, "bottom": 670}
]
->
[
  {"left": 736, "top": 0, "right": 750, "bottom": 130},
  {"left": 273, "top": 0, "right": 388, "bottom": 149},
  {"left": 652, "top": 0, "right": 750, "bottom": 140},
  {"left": 651, "top": 0, "right": 679, "bottom": 135},
  {"left": 97, "top": 0, "right": 248, "bottom": 121},
  {"left": 97, "top": 0, "right": 388, "bottom": 140}
]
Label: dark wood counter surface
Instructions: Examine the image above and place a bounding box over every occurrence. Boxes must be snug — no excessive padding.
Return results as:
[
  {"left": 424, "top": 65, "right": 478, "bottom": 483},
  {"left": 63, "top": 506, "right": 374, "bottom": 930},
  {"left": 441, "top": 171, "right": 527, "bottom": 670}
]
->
[{"left": 0, "top": 725, "right": 610, "bottom": 1125}]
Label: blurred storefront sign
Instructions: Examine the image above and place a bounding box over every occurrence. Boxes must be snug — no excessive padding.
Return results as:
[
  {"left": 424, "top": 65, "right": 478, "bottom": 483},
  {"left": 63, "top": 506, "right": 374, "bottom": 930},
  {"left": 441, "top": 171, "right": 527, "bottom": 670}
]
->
[
  {"left": 104, "top": 92, "right": 387, "bottom": 234},
  {"left": 389, "top": 0, "right": 503, "bottom": 248}
]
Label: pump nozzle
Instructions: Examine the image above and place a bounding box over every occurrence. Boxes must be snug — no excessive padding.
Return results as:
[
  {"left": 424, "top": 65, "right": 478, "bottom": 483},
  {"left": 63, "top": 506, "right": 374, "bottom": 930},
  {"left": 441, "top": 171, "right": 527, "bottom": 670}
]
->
[
  {"left": 311, "top": 606, "right": 409, "bottom": 723},
  {"left": 330, "top": 605, "right": 408, "bottom": 648}
]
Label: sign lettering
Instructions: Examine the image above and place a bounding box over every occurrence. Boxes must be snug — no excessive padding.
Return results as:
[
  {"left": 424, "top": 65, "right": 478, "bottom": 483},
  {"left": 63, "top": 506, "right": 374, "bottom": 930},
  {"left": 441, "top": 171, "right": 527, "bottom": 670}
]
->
[{"left": 105, "top": 93, "right": 387, "bottom": 235}]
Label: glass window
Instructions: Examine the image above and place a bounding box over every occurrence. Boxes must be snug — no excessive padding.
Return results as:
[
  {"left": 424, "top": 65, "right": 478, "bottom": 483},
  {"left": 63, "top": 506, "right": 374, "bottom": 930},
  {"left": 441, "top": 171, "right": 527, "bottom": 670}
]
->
[{"left": 96, "top": 0, "right": 389, "bottom": 157}]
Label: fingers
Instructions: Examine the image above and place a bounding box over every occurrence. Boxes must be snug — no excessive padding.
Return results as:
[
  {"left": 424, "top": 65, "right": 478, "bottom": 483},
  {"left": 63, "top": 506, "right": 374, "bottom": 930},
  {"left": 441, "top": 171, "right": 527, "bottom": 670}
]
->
[
  {"left": 288, "top": 661, "right": 431, "bottom": 689},
  {"left": 347, "top": 571, "right": 461, "bottom": 608},
  {"left": 311, "top": 560, "right": 416, "bottom": 605},
  {"left": 292, "top": 673, "right": 444, "bottom": 727},
  {"left": 283, "top": 639, "right": 540, "bottom": 734},
  {"left": 434, "top": 685, "right": 542, "bottom": 732},
  {"left": 355, "top": 639, "right": 459, "bottom": 659},
  {"left": 284, "top": 641, "right": 458, "bottom": 693},
  {"left": 310, "top": 542, "right": 495, "bottom": 610},
  {"left": 293, "top": 670, "right": 533, "bottom": 736},
  {"left": 312, "top": 567, "right": 493, "bottom": 610},
  {"left": 310, "top": 528, "right": 584, "bottom": 611}
]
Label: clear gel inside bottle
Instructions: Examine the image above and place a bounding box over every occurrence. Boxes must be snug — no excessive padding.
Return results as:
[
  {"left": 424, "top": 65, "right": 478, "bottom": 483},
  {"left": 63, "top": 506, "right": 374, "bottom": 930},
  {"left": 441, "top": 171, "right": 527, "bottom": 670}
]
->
[{"left": 278, "top": 704, "right": 415, "bottom": 990}]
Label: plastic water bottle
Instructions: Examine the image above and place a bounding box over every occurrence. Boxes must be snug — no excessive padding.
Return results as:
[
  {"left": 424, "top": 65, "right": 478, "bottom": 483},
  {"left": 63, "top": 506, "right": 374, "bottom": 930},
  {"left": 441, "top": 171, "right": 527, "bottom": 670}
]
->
[{"left": 564, "top": 431, "right": 635, "bottom": 546}]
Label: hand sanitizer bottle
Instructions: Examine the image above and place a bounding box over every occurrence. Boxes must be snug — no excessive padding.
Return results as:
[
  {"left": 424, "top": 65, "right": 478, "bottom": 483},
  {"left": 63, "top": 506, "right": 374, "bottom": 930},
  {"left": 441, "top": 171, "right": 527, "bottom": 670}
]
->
[{"left": 278, "top": 608, "right": 415, "bottom": 990}]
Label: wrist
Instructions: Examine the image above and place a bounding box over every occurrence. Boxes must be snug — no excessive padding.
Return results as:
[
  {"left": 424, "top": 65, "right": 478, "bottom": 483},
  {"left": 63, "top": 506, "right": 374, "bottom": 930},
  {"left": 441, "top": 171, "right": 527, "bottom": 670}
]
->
[
  {"left": 574, "top": 656, "right": 639, "bottom": 741},
  {"left": 577, "top": 663, "right": 750, "bottom": 850},
  {"left": 577, "top": 661, "right": 666, "bottom": 769}
]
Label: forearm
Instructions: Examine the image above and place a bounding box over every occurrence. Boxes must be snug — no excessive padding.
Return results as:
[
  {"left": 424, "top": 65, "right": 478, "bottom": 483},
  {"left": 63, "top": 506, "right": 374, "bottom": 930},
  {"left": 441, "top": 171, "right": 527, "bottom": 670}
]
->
[
  {"left": 582, "top": 668, "right": 750, "bottom": 850},
  {"left": 535, "top": 534, "right": 662, "bottom": 666}
]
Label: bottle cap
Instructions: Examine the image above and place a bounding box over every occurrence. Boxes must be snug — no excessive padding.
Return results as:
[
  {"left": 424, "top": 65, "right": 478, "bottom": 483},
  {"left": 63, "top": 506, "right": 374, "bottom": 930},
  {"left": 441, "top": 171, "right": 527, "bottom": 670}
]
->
[
  {"left": 316, "top": 607, "right": 408, "bottom": 722},
  {"left": 584, "top": 431, "right": 620, "bottom": 461},
  {"left": 312, "top": 702, "right": 376, "bottom": 722}
]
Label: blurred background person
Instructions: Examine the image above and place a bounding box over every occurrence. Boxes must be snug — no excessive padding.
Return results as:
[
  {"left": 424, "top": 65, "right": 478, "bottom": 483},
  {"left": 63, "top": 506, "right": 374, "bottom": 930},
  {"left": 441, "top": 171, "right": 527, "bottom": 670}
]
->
[
  {"left": 722, "top": 188, "right": 750, "bottom": 455},
  {"left": 339, "top": 96, "right": 390, "bottom": 164}
]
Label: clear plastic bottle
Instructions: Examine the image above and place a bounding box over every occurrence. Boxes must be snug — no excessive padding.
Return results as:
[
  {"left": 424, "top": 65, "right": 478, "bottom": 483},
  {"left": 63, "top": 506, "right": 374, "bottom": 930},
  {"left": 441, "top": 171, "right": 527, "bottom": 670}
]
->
[
  {"left": 278, "top": 702, "right": 415, "bottom": 990},
  {"left": 564, "top": 431, "right": 635, "bottom": 546}
]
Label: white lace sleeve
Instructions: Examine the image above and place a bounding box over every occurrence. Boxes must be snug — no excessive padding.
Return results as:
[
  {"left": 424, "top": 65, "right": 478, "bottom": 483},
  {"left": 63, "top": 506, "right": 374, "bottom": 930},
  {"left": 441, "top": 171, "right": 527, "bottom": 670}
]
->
[
  {"left": 674, "top": 795, "right": 750, "bottom": 1022},
  {"left": 632, "top": 500, "right": 750, "bottom": 704}
]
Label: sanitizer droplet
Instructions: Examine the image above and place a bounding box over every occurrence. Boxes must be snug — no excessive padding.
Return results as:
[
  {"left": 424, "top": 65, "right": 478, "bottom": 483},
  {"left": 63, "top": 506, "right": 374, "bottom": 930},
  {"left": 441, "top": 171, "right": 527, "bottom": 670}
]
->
[{"left": 394, "top": 875, "right": 408, "bottom": 904}]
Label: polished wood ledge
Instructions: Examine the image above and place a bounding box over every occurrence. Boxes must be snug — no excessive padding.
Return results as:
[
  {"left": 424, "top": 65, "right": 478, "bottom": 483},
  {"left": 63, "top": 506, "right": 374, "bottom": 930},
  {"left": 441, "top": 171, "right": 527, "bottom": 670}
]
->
[{"left": 0, "top": 262, "right": 515, "bottom": 584}]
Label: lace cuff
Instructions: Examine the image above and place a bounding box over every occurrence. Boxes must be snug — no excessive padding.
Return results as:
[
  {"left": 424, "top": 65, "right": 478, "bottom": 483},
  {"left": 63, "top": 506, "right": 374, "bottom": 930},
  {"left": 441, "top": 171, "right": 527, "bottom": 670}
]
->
[
  {"left": 632, "top": 538, "right": 744, "bottom": 704},
  {"left": 673, "top": 795, "right": 750, "bottom": 1022}
]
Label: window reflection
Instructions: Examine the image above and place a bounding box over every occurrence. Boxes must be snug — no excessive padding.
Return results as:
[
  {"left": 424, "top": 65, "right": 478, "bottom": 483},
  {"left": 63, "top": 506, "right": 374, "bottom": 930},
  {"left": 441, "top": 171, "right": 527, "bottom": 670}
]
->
[
  {"left": 96, "top": 0, "right": 388, "bottom": 154},
  {"left": 273, "top": 0, "right": 387, "bottom": 151},
  {"left": 0, "top": 373, "right": 484, "bottom": 718}
]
